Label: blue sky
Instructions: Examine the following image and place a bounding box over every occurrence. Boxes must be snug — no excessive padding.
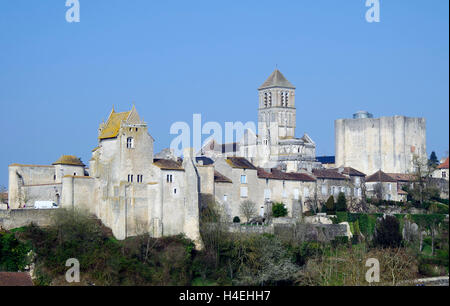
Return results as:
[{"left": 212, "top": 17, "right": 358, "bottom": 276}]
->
[{"left": 0, "top": 0, "right": 448, "bottom": 187}]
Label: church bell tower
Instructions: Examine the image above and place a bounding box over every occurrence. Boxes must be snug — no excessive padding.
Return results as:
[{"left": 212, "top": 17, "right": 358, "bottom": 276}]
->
[{"left": 257, "top": 69, "right": 296, "bottom": 146}]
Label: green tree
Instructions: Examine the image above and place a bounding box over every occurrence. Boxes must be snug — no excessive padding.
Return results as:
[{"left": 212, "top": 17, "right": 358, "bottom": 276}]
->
[
  {"left": 336, "top": 192, "right": 347, "bottom": 212},
  {"left": 325, "top": 196, "right": 335, "bottom": 214},
  {"left": 428, "top": 151, "right": 439, "bottom": 168},
  {"left": 372, "top": 215, "right": 402, "bottom": 248},
  {"left": 272, "top": 202, "right": 288, "bottom": 218}
]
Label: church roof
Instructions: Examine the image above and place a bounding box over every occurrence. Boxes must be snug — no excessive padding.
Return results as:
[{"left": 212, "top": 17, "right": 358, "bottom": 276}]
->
[
  {"left": 259, "top": 69, "right": 295, "bottom": 90},
  {"left": 52, "top": 155, "right": 85, "bottom": 167}
]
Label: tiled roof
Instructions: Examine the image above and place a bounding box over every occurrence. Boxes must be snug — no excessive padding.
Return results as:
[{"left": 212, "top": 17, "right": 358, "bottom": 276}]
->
[
  {"left": 438, "top": 157, "right": 449, "bottom": 169},
  {"left": 312, "top": 169, "right": 348, "bottom": 180},
  {"left": 225, "top": 157, "right": 257, "bottom": 170},
  {"left": 0, "top": 272, "right": 33, "bottom": 286},
  {"left": 257, "top": 168, "right": 316, "bottom": 182},
  {"left": 366, "top": 170, "right": 397, "bottom": 183},
  {"left": 52, "top": 155, "right": 85, "bottom": 167},
  {"left": 99, "top": 110, "right": 131, "bottom": 140},
  {"left": 387, "top": 173, "right": 414, "bottom": 182},
  {"left": 214, "top": 170, "right": 232, "bottom": 183},
  {"left": 339, "top": 167, "right": 366, "bottom": 177},
  {"left": 153, "top": 159, "right": 184, "bottom": 171},
  {"left": 259, "top": 69, "right": 295, "bottom": 90}
]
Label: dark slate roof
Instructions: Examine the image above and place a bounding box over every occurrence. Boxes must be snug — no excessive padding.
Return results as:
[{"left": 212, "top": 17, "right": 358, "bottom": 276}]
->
[
  {"left": 259, "top": 69, "right": 295, "bottom": 90},
  {"left": 257, "top": 168, "right": 316, "bottom": 182},
  {"left": 339, "top": 167, "right": 366, "bottom": 177},
  {"left": 312, "top": 169, "right": 348, "bottom": 180},
  {"left": 316, "top": 156, "right": 335, "bottom": 164},
  {"left": 225, "top": 157, "right": 257, "bottom": 170},
  {"left": 214, "top": 170, "right": 232, "bottom": 183},
  {"left": 366, "top": 170, "right": 397, "bottom": 183},
  {"left": 0, "top": 272, "right": 33, "bottom": 286},
  {"left": 195, "top": 156, "right": 214, "bottom": 166},
  {"left": 153, "top": 159, "right": 184, "bottom": 171}
]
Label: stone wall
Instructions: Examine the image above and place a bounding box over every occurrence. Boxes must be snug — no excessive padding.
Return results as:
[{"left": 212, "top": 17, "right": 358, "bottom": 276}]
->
[
  {"left": 0, "top": 209, "right": 57, "bottom": 230},
  {"left": 335, "top": 116, "right": 426, "bottom": 175}
]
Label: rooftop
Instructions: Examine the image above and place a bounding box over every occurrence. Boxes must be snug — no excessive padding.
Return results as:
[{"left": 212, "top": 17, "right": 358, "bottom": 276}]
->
[
  {"left": 153, "top": 159, "right": 184, "bottom": 171},
  {"left": 257, "top": 168, "right": 316, "bottom": 182},
  {"left": 225, "top": 157, "right": 257, "bottom": 170},
  {"left": 438, "top": 157, "right": 449, "bottom": 169},
  {"left": 259, "top": 69, "right": 295, "bottom": 90},
  {"left": 312, "top": 169, "right": 348, "bottom": 180},
  {"left": 366, "top": 170, "right": 397, "bottom": 183},
  {"left": 52, "top": 155, "right": 85, "bottom": 167}
]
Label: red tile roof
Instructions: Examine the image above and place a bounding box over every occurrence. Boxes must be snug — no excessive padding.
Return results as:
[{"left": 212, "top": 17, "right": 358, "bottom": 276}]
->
[
  {"left": 387, "top": 173, "right": 414, "bottom": 182},
  {"left": 0, "top": 272, "right": 33, "bottom": 286},
  {"left": 257, "top": 168, "right": 316, "bottom": 182},
  {"left": 438, "top": 157, "right": 449, "bottom": 169},
  {"left": 338, "top": 167, "right": 366, "bottom": 177},
  {"left": 366, "top": 170, "right": 397, "bottom": 183}
]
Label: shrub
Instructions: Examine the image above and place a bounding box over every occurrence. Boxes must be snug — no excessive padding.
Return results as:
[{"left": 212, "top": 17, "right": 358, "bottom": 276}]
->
[
  {"left": 336, "top": 192, "right": 347, "bottom": 212},
  {"left": 372, "top": 215, "right": 402, "bottom": 248},
  {"left": 325, "top": 196, "right": 335, "bottom": 215},
  {"left": 233, "top": 216, "right": 240, "bottom": 223},
  {"left": 272, "top": 202, "right": 288, "bottom": 218}
]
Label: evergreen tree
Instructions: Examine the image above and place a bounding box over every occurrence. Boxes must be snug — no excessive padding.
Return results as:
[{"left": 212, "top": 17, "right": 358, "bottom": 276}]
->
[
  {"left": 325, "top": 196, "right": 335, "bottom": 214},
  {"left": 336, "top": 192, "right": 347, "bottom": 212},
  {"left": 429, "top": 151, "right": 439, "bottom": 167}
]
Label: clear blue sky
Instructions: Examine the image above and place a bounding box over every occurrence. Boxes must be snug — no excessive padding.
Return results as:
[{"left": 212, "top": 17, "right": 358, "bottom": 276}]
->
[{"left": 0, "top": 0, "right": 448, "bottom": 187}]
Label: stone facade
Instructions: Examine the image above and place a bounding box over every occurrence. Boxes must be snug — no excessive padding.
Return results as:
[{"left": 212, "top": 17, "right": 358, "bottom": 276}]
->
[{"left": 335, "top": 114, "right": 427, "bottom": 175}]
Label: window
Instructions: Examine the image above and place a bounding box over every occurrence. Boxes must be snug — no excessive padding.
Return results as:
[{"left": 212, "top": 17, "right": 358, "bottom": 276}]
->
[
  {"left": 126, "top": 137, "right": 134, "bottom": 149},
  {"left": 240, "top": 187, "right": 248, "bottom": 198},
  {"left": 240, "top": 175, "right": 247, "bottom": 184},
  {"left": 321, "top": 185, "right": 328, "bottom": 196},
  {"left": 53, "top": 174, "right": 56, "bottom": 181},
  {"left": 388, "top": 184, "right": 392, "bottom": 191},
  {"left": 304, "top": 187, "right": 310, "bottom": 198},
  {"left": 137, "top": 175, "right": 143, "bottom": 183},
  {"left": 263, "top": 139, "right": 269, "bottom": 145},
  {"left": 127, "top": 174, "right": 133, "bottom": 183},
  {"left": 443, "top": 171, "right": 447, "bottom": 178},
  {"left": 173, "top": 188, "right": 177, "bottom": 195},
  {"left": 223, "top": 194, "right": 228, "bottom": 202},
  {"left": 282, "top": 190, "right": 287, "bottom": 198},
  {"left": 167, "top": 174, "right": 173, "bottom": 183},
  {"left": 355, "top": 177, "right": 361, "bottom": 185},
  {"left": 294, "top": 188, "right": 299, "bottom": 200}
]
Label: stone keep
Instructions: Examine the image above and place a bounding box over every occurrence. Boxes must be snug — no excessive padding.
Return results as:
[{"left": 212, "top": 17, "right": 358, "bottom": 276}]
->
[{"left": 335, "top": 114, "right": 426, "bottom": 175}]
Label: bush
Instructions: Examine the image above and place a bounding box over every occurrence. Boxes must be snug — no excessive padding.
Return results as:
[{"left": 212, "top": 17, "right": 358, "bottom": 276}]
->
[
  {"left": 372, "top": 215, "right": 402, "bottom": 248},
  {"left": 336, "top": 192, "right": 347, "bottom": 212},
  {"left": 233, "top": 216, "right": 240, "bottom": 223},
  {"left": 0, "top": 231, "right": 31, "bottom": 271},
  {"left": 325, "top": 196, "right": 335, "bottom": 215},
  {"left": 272, "top": 202, "right": 288, "bottom": 218}
]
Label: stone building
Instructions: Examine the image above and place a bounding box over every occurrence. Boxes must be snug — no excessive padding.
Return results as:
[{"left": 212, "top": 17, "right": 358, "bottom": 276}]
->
[
  {"left": 365, "top": 170, "right": 412, "bottom": 202},
  {"left": 432, "top": 157, "right": 449, "bottom": 181},
  {"left": 238, "top": 69, "right": 321, "bottom": 172},
  {"left": 335, "top": 112, "right": 426, "bottom": 175},
  {"left": 8, "top": 106, "right": 203, "bottom": 247}
]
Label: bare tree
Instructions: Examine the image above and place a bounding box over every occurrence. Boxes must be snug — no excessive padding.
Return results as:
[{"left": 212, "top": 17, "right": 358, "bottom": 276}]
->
[
  {"left": 240, "top": 200, "right": 257, "bottom": 222},
  {"left": 373, "top": 183, "right": 384, "bottom": 203}
]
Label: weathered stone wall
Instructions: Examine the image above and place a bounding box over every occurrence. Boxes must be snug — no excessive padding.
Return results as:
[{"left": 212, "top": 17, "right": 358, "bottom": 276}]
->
[
  {"left": 0, "top": 209, "right": 57, "bottom": 230},
  {"left": 335, "top": 116, "right": 426, "bottom": 175}
]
